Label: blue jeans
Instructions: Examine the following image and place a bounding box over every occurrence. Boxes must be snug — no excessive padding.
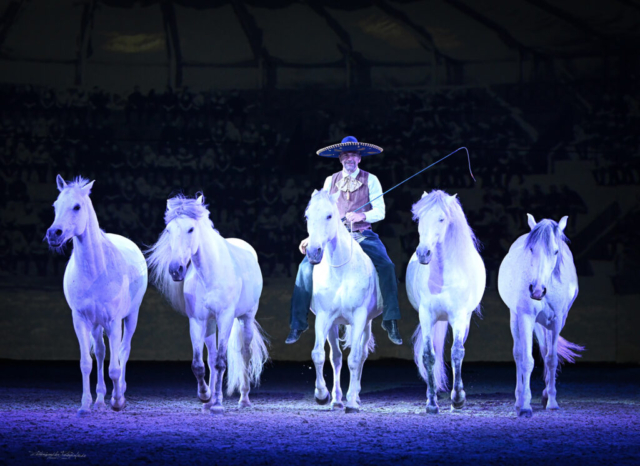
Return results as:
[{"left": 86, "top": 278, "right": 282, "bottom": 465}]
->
[{"left": 289, "top": 230, "right": 401, "bottom": 330}]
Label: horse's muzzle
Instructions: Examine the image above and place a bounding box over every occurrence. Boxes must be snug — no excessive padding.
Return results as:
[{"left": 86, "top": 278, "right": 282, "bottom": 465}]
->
[
  {"left": 529, "top": 284, "right": 547, "bottom": 301},
  {"left": 417, "top": 248, "right": 432, "bottom": 265},
  {"left": 169, "top": 261, "right": 189, "bottom": 282},
  {"left": 46, "top": 227, "right": 65, "bottom": 248},
  {"left": 307, "top": 247, "right": 324, "bottom": 265}
]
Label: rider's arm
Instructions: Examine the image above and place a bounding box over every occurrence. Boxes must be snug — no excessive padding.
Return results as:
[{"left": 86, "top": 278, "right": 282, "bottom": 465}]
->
[{"left": 364, "top": 174, "right": 385, "bottom": 224}]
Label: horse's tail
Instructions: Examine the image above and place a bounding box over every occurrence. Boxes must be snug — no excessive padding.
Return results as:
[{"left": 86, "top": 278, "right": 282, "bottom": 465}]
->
[
  {"left": 226, "top": 318, "right": 270, "bottom": 397},
  {"left": 340, "top": 324, "right": 376, "bottom": 357},
  {"left": 412, "top": 321, "right": 448, "bottom": 392},
  {"left": 535, "top": 324, "right": 584, "bottom": 378}
]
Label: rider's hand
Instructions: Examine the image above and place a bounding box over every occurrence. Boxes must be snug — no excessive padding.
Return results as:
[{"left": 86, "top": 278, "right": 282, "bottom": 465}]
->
[
  {"left": 345, "top": 212, "right": 366, "bottom": 223},
  {"left": 299, "top": 237, "right": 310, "bottom": 255}
]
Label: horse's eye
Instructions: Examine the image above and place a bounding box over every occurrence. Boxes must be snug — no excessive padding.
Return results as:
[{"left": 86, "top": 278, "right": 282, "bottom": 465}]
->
[
  {"left": 188, "top": 227, "right": 194, "bottom": 234},
  {"left": 327, "top": 215, "right": 332, "bottom": 220},
  {"left": 554, "top": 250, "right": 559, "bottom": 255},
  {"left": 73, "top": 204, "right": 80, "bottom": 211},
  {"left": 439, "top": 218, "right": 444, "bottom": 223}
]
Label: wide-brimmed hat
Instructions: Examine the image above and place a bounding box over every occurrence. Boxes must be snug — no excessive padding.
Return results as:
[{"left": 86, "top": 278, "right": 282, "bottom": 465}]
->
[{"left": 316, "top": 136, "right": 383, "bottom": 158}]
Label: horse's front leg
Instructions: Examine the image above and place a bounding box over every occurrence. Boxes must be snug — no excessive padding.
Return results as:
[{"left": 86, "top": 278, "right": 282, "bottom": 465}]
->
[
  {"left": 450, "top": 318, "right": 469, "bottom": 410},
  {"left": 516, "top": 311, "right": 535, "bottom": 418},
  {"left": 327, "top": 324, "right": 343, "bottom": 410},
  {"left": 345, "top": 312, "right": 367, "bottom": 413},
  {"left": 311, "top": 311, "right": 332, "bottom": 406},
  {"left": 91, "top": 326, "right": 107, "bottom": 410},
  {"left": 210, "top": 311, "right": 235, "bottom": 414},
  {"left": 72, "top": 317, "right": 93, "bottom": 416},
  {"left": 544, "top": 321, "right": 561, "bottom": 410},
  {"left": 189, "top": 317, "right": 211, "bottom": 404},
  {"left": 419, "top": 308, "right": 439, "bottom": 414},
  {"left": 510, "top": 311, "right": 523, "bottom": 412},
  {"left": 106, "top": 318, "right": 125, "bottom": 411}
]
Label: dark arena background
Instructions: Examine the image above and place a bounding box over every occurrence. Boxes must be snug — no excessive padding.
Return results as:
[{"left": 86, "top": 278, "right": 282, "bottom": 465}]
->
[{"left": 1, "top": 1, "right": 639, "bottom": 465}]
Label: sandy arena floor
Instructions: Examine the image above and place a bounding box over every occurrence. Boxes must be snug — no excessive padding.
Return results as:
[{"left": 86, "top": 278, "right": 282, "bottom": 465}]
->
[{"left": 1, "top": 360, "right": 639, "bottom": 465}]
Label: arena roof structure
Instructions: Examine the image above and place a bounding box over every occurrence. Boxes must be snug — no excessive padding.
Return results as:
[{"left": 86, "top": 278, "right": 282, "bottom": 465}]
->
[{"left": 0, "top": 0, "right": 639, "bottom": 91}]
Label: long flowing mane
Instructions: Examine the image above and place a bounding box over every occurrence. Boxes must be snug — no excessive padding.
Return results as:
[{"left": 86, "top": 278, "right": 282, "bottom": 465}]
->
[
  {"left": 525, "top": 219, "right": 568, "bottom": 281},
  {"left": 411, "top": 190, "right": 480, "bottom": 256},
  {"left": 146, "top": 194, "right": 216, "bottom": 314},
  {"left": 305, "top": 190, "right": 336, "bottom": 217}
]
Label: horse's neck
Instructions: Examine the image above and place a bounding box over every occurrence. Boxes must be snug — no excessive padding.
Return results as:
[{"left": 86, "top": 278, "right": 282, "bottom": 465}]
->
[
  {"left": 192, "top": 227, "right": 232, "bottom": 286},
  {"left": 72, "top": 206, "right": 109, "bottom": 277},
  {"left": 434, "top": 227, "right": 474, "bottom": 272},
  {"left": 325, "top": 224, "right": 353, "bottom": 267}
]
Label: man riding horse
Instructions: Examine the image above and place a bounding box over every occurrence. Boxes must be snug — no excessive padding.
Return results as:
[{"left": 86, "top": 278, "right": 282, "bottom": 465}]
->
[{"left": 285, "top": 136, "right": 403, "bottom": 345}]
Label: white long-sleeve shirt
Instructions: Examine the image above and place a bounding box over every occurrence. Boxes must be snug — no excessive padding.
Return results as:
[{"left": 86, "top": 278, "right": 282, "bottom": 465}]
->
[{"left": 322, "top": 168, "right": 386, "bottom": 224}]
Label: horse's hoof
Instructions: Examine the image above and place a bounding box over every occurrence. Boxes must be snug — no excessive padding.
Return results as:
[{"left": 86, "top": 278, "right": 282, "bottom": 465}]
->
[
  {"left": 238, "top": 399, "right": 252, "bottom": 409},
  {"left": 110, "top": 397, "right": 126, "bottom": 412},
  {"left": 426, "top": 405, "right": 439, "bottom": 415},
  {"left": 199, "top": 391, "right": 212, "bottom": 403},
  {"left": 94, "top": 400, "right": 107, "bottom": 410},
  {"left": 209, "top": 405, "right": 224, "bottom": 415},
  {"left": 331, "top": 401, "right": 344, "bottom": 410},
  {"left": 315, "top": 393, "right": 330, "bottom": 405},
  {"left": 546, "top": 402, "right": 560, "bottom": 411},
  {"left": 345, "top": 406, "right": 360, "bottom": 414},
  {"left": 77, "top": 408, "right": 91, "bottom": 417},
  {"left": 451, "top": 399, "right": 465, "bottom": 409},
  {"left": 518, "top": 408, "right": 533, "bottom": 418}
]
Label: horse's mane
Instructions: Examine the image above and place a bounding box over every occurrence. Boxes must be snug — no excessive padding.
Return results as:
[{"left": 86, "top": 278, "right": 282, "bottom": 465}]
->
[
  {"left": 64, "top": 176, "right": 92, "bottom": 190},
  {"left": 305, "top": 190, "right": 336, "bottom": 217},
  {"left": 146, "top": 194, "right": 216, "bottom": 314},
  {"left": 525, "top": 219, "right": 568, "bottom": 281},
  {"left": 411, "top": 190, "right": 480, "bottom": 254}
]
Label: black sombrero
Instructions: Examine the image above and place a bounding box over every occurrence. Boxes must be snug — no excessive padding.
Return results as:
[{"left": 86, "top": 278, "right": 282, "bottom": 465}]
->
[{"left": 316, "top": 136, "right": 383, "bottom": 158}]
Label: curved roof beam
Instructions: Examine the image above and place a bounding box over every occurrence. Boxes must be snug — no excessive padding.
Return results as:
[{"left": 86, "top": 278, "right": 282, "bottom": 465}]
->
[
  {"left": 374, "top": 0, "right": 458, "bottom": 67},
  {"left": 160, "top": 1, "right": 183, "bottom": 88},
  {"left": 522, "top": 0, "right": 610, "bottom": 44},
  {"left": 443, "top": 0, "right": 545, "bottom": 59},
  {"left": 75, "top": 0, "right": 97, "bottom": 86},
  {"left": 0, "top": 0, "right": 26, "bottom": 50}
]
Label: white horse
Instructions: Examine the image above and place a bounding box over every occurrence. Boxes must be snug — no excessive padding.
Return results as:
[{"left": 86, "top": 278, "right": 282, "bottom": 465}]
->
[
  {"left": 46, "top": 175, "right": 148, "bottom": 416},
  {"left": 406, "top": 190, "right": 485, "bottom": 414},
  {"left": 498, "top": 214, "right": 583, "bottom": 418},
  {"left": 147, "top": 194, "right": 268, "bottom": 414},
  {"left": 305, "top": 190, "right": 381, "bottom": 413}
]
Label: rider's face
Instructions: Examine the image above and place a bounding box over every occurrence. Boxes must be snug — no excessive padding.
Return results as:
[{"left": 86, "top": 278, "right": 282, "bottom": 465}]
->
[{"left": 339, "top": 151, "right": 361, "bottom": 174}]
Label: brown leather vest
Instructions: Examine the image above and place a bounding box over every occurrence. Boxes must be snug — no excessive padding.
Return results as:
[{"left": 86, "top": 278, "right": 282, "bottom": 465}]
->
[{"left": 329, "top": 169, "right": 372, "bottom": 232}]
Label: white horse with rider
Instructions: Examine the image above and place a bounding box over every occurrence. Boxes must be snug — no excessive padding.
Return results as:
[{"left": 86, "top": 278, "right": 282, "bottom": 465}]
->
[
  {"left": 407, "top": 190, "right": 485, "bottom": 413},
  {"left": 304, "top": 190, "right": 382, "bottom": 413},
  {"left": 147, "top": 194, "right": 268, "bottom": 414},
  {"left": 498, "top": 214, "right": 584, "bottom": 418},
  {"left": 46, "top": 175, "right": 148, "bottom": 416}
]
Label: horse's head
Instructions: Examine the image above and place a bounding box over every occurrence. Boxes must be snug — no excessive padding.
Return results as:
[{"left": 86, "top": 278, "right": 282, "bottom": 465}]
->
[
  {"left": 163, "top": 195, "right": 209, "bottom": 281},
  {"left": 525, "top": 214, "right": 568, "bottom": 301},
  {"left": 46, "top": 175, "right": 95, "bottom": 249},
  {"left": 305, "top": 190, "right": 341, "bottom": 265},
  {"left": 411, "top": 190, "right": 458, "bottom": 265}
]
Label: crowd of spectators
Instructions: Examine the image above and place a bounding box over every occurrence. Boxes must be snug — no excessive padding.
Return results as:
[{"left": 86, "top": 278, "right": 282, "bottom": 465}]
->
[{"left": 1, "top": 82, "right": 620, "bottom": 285}]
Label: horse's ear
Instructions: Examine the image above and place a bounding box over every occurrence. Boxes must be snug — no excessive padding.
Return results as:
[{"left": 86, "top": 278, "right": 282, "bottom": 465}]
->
[
  {"left": 527, "top": 213, "right": 537, "bottom": 230},
  {"left": 421, "top": 191, "right": 428, "bottom": 199},
  {"left": 447, "top": 193, "right": 458, "bottom": 204},
  {"left": 558, "top": 216, "right": 568, "bottom": 233},
  {"left": 56, "top": 174, "right": 66, "bottom": 192},
  {"left": 196, "top": 194, "right": 204, "bottom": 204},
  {"left": 330, "top": 191, "right": 340, "bottom": 203},
  {"left": 311, "top": 189, "right": 319, "bottom": 197},
  {"left": 81, "top": 180, "right": 95, "bottom": 196}
]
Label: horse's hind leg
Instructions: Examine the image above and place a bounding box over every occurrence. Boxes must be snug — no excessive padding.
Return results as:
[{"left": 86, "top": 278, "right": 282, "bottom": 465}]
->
[
  {"left": 189, "top": 317, "right": 211, "bottom": 403},
  {"left": 534, "top": 324, "right": 549, "bottom": 407},
  {"left": 345, "top": 312, "right": 367, "bottom": 413},
  {"left": 73, "top": 317, "right": 93, "bottom": 416},
  {"left": 91, "top": 326, "right": 107, "bottom": 409},
  {"left": 450, "top": 318, "right": 469, "bottom": 410},
  {"left": 355, "top": 320, "right": 373, "bottom": 406},
  {"left": 238, "top": 314, "right": 255, "bottom": 408},
  {"left": 311, "top": 312, "right": 332, "bottom": 406},
  {"left": 544, "top": 323, "right": 561, "bottom": 410},
  {"left": 420, "top": 310, "right": 439, "bottom": 414},
  {"left": 202, "top": 318, "right": 217, "bottom": 411},
  {"left": 327, "top": 324, "right": 343, "bottom": 410},
  {"left": 119, "top": 310, "right": 140, "bottom": 397},
  {"left": 106, "top": 318, "right": 125, "bottom": 411},
  {"left": 210, "top": 311, "right": 235, "bottom": 414}
]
